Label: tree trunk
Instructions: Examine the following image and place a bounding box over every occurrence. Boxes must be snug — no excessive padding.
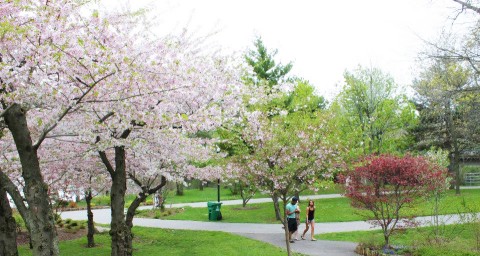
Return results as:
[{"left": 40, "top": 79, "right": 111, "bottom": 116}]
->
[
  {"left": 109, "top": 146, "right": 131, "bottom": 256},
  {"left": 272, "top": 195, "right": 282, "bottom": 222},
  {"left": 433, "top": 193, "right": 440, "bottom": 238},
  {"left": 0, "top": 184, "right": 18, "bottom": 256},
  {"left": 124, "top": 193, "right": 145, "bottom": 255},
  {"left": 126, "top": 194, "right": 146, "bottom": 229},
  {"left": 0, "top": 171, "right": 32, "bottom": 249},
  {"left": 453, "top": 152, "right": 461, "bottom": 195},
  {"left": 4, "top": 104, "right": 59, "bottom": 256},
  {"left": 281, "top": 198, "right": 291, "bottom": 256},
  {"left": 124, "top": 192, "right": 149, "bottom": 253},
  {"left": 240, "top": 187, "right": 247, "bottom": 208},
  {"left": 85, "top": 189, "right": 95, "bottom": 248},
  {"left": 445, "top": 99, "right": 461, "bottom": 195},
  {"left": 384, "top": 234, "right": 390, "bottom": 248},
  {"left": 125, "top": 176, "right": 167, "bottom": 253},
  {"left": 176, "top": 182, "right": 184, "bottom": 196}
]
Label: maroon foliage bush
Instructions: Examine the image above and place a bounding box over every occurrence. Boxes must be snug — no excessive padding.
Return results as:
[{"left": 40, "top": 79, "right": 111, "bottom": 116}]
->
[{"left": 340, "top": 154, "right": 448, "bottom": 247}]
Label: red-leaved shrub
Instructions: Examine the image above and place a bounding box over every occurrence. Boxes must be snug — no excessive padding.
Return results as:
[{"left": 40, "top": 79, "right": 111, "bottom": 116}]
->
[{"left": 341, "top": 154, "right": 448, "bottom": 247}]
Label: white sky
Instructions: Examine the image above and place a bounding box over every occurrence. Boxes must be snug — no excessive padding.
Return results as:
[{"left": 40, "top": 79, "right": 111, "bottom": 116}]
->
[{"left": 108, "top": 0, "right": 473, "bottom": 100}]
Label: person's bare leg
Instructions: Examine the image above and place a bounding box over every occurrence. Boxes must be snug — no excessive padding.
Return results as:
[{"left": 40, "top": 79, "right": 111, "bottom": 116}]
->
[
  {"left": 311, "top": 222, "right": 316, "bottom": 241},
  {"left": 302, "top": 223, "right": 309, "bottom": 239}
]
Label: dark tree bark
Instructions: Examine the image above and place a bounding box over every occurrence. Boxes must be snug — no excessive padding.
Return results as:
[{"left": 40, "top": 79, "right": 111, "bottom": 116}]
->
[
  {"left": 272, "top": 194, "right": 282, "bottom": 222},
  {"left": 445, "top": 99, "right": 462, "bottom": 195},
  {"left": 239, "top": 182, "right": 255, "bottom": 208},
  {"left": 0, "top": 183, "right": 18, "bottom": 256},
  {"left": 107, "top": 146, "right": 131, "bottom": 256},
  {"left": 280, "top": 197, "right": 292, "bottom": 256},
  {"left": 85, "top": 189, "right": 95, "bottom": 248},
  {"left": 100, "top": 132, "right": 168, "bottom": 255},
  {"left": 124, "top": 174, "right": 166, "bottom": 253},
  {"left": 453, "top": 0, "right": 480, "bottom": 15},
  {"left": 0, "top": 171, "right": 32, "bottom": 249},
  {"left": 176, "top": 181, "right": 184, "bottom": 196},
  {"left": 4, "top": 104, "right": 59, "bottom": 256},
  {"left": 125, "top": 175, "right": 166, "bottom": 252}
]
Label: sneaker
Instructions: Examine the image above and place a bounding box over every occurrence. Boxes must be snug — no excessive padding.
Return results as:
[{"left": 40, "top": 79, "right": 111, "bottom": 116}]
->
[
  {"left": 290, "top": 240, "right": 295, "bottom": 243},
  {"left": 301, "top": 235, "right": 305, "bottom": 240},
  {"left": 311, "top": 238, "right": 317, "bottom": 241},
  {"left": 295, "top": 238, "right": 299, "bottom": 241}
]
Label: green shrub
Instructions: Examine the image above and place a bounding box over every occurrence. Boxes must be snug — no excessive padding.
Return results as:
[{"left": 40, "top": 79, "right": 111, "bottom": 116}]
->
[
  {"left": 57, "top": 200, "right": 69, "bottom": 208},
  {"left": 53, "top": 213, "right": 62, "bottom": 222}
]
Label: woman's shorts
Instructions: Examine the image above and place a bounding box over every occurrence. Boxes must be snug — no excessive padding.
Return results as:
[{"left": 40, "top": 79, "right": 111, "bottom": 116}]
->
[{"left": 306, "top": 219, "right": 315, "bottom": 224}]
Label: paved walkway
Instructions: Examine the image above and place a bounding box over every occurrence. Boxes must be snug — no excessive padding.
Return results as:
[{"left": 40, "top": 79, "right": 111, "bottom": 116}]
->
[
  {"left": 152, "top": 193, "right": 344, "bottom": 209},
  {"left": 60, "top": 190, "right": 479, "bottom": 256}
]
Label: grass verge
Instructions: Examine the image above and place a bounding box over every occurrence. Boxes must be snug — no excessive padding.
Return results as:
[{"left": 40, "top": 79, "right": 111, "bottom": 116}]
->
[
  {"left": 136, "top": 189, "right": 480, "bottom": 224},
  {"left": 317, "top": 223, "right": 480, "bottom": 256},
  {"left": 18, "top": 227, "right": 302, "bottom": 256},
  {"left": 74, "top": 184, "right": 344, "bottom": 208}
]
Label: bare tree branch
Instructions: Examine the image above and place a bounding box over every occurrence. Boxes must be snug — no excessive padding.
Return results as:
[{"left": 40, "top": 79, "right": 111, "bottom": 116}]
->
[
  {"left": 453, "top": 0, "right": 480, "bottom": 15},
  {"left": 98, "top": 151, "right": 114, "bottom": 176},
  {"left": 0, "top": 104, "right": 13, "bottom": 118}
]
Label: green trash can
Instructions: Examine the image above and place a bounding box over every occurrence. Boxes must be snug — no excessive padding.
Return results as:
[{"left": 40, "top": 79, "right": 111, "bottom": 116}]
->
[{"left": 207, "top": 201, "right": 222, "bottom": 221}]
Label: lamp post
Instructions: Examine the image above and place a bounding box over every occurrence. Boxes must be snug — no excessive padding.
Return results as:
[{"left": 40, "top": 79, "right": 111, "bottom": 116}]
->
[{"left": 217, "top": 178, "right": 220, "bottom": 202}]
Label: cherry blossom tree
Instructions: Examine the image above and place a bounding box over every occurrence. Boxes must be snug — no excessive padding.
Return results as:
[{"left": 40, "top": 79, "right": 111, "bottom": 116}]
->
[
  {"left": 224, "top": 82, "right": 339, "bottom": 256},
  {"left": 0, "top": 1, "right": 136, "bottom": 254},
  {"left": 341, "top": 154, "right": 449, "bottom": 247},
  {"left": 38, "top": 138, "right": 109, "bottom": 248},
  {"left": 67, "top": 30, "right": 242, "bottom": 253},
  {"left": 1, "top": 1, "right": 242, "bottom": 255}
]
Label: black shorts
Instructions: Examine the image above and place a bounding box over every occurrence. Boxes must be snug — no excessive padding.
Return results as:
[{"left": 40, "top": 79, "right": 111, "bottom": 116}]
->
[{"left": 288, "top": 218, "right": 297, "bottom": 233}]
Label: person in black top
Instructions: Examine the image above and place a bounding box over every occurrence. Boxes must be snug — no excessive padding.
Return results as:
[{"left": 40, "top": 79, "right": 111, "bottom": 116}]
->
[{"left": 301, "top": 200, "right": 317, "bottom": 241}]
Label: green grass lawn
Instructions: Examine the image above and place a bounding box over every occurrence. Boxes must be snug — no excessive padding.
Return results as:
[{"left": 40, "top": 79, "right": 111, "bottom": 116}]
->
[
  {"left": 136, "top": 189, "right": 480, "bottom": 224},
  {"left": 75, "top": 187, "right": 268, "bottom": 208},
  {"left": 317, "top": 223, "right": 480, "bottom": 256},
  {"left": 137, "top": 197, "right": 364, "bottom": 223},
  {"left": 75, "top": 184, "right": 344, "bottom": 208},
  {"left": 18, "top": 227, "right": 302, "bottom": 256}
]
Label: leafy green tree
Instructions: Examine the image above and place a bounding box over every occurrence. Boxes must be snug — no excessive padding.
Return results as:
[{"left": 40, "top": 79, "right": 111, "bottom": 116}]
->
[
  {"left": 217, "top": 80, "right": 326, "bottom": 215},
  {"left": 244, "top": 36, "right": 293, "bottom": 90},
  {"left": 217, "top": 37, "right": 324, "bottom": 216},
  {"left": 330, "top": 66, "right": 417, "bottom": 162},
  {"left": 412, "top": 59, "right": 480, "bottom": 194},
  {"left": 226, "top": 85, "right": 338, "bottom": 255}
]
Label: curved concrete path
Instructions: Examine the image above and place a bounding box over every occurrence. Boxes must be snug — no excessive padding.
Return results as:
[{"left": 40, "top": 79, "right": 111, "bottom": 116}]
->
[{"left": 60, "top": 191, "right": 479, "bottom": 256}]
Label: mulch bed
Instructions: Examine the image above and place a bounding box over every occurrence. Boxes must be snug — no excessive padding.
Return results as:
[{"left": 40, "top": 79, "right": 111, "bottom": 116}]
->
[{"left": 17, "top": 228, "right": 87, "bottom": 246}]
